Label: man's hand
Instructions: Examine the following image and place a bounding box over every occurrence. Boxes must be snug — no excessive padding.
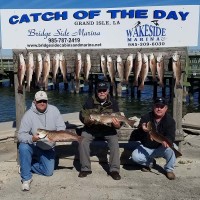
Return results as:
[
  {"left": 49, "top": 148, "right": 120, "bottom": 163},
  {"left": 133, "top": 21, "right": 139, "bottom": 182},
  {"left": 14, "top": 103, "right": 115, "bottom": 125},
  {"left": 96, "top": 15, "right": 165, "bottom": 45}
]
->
[
  {"left": 32, "top": 134, "right": 40, "bottom": 142},
  {"left": 112, "top": 118, "right": 121, "bottom": 129},
  {"left": 162, "top": 141, "right": 169, "bottom": 148},
  {"left": 142, "top": 123, "right": 149, "bottom": 132}
]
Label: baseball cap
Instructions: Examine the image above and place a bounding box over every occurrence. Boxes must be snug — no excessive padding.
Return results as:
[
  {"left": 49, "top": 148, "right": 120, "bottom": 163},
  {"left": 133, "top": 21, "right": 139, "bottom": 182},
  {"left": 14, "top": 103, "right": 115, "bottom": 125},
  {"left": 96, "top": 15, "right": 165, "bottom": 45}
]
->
[
  {"left": 96, "top": 82, "right": 108, "bottom": 91},
  {"left": 35, "top": 91, "right": 48, "bottom": 101},
  {"left": 154, "top": 97, "right": 167, "bottom": 106}
]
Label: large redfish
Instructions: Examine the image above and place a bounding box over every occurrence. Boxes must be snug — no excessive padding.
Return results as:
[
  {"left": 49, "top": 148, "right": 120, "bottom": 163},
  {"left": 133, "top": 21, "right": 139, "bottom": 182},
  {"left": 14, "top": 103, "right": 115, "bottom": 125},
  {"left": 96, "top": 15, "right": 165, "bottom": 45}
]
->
[
  {"left": 90, "top": 113, "right": 136, "bottom": 128},
  {"left": 37, "top": 129, "right": 83, "bottom": 143},
  {"left": 146, "top": 121, "right": 182, "bottom": 158}
]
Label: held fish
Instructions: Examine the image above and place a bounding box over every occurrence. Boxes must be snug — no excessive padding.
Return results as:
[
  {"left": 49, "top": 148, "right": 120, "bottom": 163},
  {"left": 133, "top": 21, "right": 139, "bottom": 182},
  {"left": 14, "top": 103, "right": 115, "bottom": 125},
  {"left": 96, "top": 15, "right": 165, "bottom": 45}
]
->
[
  {"left": 26, "top": 52, "right": 34, "bottom": 92},
  {"left": 35, "top": 53, "right": 43, "bottom": 87},
  {"left": 17, "top": 53, "right": 26, "bottom": 94},
  {"left": 116, "top": 55, "right": 124, "bottom": 83},
  {"left": 146, "top": 121, "right": 182, "bottom": 158},
  {"left": 134, "top": 52, "right": 142, "bottom": 86},
  {"left": 149, "top": 53, "right": 157, "bottom": 82},
  {"left": 43, "top": 53, "right": 51, "bottom": 90},
  {"left": 52, "top": 53, "right": 60, "bottom": 83},
  {"left": 156, "top": 53, "right": 164, "bottom": 88},
  {"left": 100, "top": 55, "right": 107, "bottom": 79},
  {"left": 138, "top": 53, "right": 149, "bottom": 90},
  {"left": 124, "top": 53, "right": 133, "bottom": 85},
  {"left": 172, "top": 51, "right": 182, "bottom": 89},
  {"left": 59, "top": 52, "right": 67, "bottom": 83},
  {"left": 84, "top": 54, "right": 91, "bottom": 83},
  {"left": 89, "top": 113, "right": 136, "bottom": 128},
  {"left": 37, "top": 129, "right": 83, "bottom": 143}
]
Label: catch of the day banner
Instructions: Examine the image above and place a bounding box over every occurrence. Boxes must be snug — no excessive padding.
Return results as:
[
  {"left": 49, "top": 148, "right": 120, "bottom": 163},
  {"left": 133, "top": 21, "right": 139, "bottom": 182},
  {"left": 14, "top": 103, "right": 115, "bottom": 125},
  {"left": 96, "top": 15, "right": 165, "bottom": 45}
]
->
[{"left": 0, "top": 5, "right": 199, "bottom": 49}]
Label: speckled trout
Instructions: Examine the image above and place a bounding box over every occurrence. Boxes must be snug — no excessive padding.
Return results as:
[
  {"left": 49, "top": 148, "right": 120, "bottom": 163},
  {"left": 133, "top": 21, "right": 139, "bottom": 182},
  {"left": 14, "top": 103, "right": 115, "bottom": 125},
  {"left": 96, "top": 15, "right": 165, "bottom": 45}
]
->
[
  {"left": 146, "top": 121, "right": 182, "bottom": 158},
  {"left": 37, "top": 129, "right": 83, "bottom": 143},
  {"left": 90, "top": 113, "right": 136, "bottom": 128}
]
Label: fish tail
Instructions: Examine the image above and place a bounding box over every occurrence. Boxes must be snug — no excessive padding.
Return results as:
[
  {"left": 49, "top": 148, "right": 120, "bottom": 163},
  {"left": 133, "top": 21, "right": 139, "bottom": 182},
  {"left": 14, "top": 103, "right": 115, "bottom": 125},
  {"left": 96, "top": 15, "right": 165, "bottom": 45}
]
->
[
  {"left": 18, "top": 85, "right": 23, "bottom": 94},
  {"left": 26, "top": 85, "right": 30, "bottom": 92},
  {"left": 172, "top": 147, "right": 182, "bottom": 158},
  {"left": 138, "top": 83, "right": 144, "bottom": 91},
  {"left": 133, "top": 80, "right": 138, "bottom": 87},
  {"left": 127, "top": 119, "right": 136, "bottom": 127},
  {"left": 158, "top": 81, "right": 164, "bottom": 88}
]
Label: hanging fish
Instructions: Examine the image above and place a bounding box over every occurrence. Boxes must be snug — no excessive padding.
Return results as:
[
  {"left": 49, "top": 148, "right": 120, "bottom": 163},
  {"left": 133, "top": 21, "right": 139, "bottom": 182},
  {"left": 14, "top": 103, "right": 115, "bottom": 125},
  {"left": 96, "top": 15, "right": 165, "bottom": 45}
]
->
[
  {"left": 107, "top": 55, "right": 115, "bottom": 85},
  {"left": 59, "top": 52, "right": 67, "bottom": 83},
  {"left": 17, "top": 53, "right": 26, "bottom": 94},
  {"left": 156, "top": 53, "right": 164, "bottom": 88},
  {"left": 116, "top": 55, "right": 124, "bottom": 83},
  {"left": 149, "top": 53, "right": 157, "bottom": 82},
  {"left": 172, "top": 51, "right": 182, "bottom": 89},
  {"left": 84, "top": 54, "right": 91, "bottom": 83},
  {"left": 52, "top": 53, "right": 60, "bottom": 83},
  {"left": 35, "top": 53, "right": 43, "bottom": 87},
  {"left": 74, "top": 53, "right": 82, "bottom": 93},
  {"left": 42, "top": 53, "right": 51, "bottom": 90},
  {"left": 124, "top": 53, "right": 133, "bottom": 85},
  {"left": 100, "top": 55, "right": 107, "bottom": 79},
  {"left": 26, "top": 52, "right": 34, "bottom": 92},
  {"left": 138, "top": 53, "right": 149, "bottom": 90},
  {"left": 133, "top": 52, "right": 142, "bottom": 86}
]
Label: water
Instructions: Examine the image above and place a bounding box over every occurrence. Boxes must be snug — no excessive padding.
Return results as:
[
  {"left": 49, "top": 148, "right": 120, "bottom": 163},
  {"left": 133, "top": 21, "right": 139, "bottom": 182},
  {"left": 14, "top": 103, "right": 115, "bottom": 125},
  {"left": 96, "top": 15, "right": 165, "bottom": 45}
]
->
[{"left": 0, "top": 82, "right": 200, "bottom": 123}]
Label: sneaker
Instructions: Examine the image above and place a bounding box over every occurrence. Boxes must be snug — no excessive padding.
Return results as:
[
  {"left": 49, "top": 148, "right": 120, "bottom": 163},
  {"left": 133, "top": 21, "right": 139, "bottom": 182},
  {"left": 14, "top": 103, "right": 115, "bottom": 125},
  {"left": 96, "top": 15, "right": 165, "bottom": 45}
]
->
[
  {"left": 21, "top": 179, "right": 32, "bottom": 191},
  {"left": 166, "top": 172, "right": 176, "bottom": 180}
]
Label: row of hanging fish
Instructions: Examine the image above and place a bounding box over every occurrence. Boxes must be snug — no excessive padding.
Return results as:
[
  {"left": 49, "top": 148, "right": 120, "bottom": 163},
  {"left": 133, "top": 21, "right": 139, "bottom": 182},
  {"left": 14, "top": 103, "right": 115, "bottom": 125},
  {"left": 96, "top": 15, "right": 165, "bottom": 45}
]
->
[
  {"left": 100, "top": 51, "right": 183, "bottom": 91},
  {"left": 17, "top": 52, "right": 92, "bottom": 94}
]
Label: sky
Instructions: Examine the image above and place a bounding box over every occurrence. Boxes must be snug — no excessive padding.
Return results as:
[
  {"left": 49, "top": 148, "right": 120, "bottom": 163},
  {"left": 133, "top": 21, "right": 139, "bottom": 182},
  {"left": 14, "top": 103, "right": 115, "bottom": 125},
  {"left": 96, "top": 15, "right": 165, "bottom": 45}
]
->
[{"left": 0, "top": 0, "right": 199, "bottom": 56}]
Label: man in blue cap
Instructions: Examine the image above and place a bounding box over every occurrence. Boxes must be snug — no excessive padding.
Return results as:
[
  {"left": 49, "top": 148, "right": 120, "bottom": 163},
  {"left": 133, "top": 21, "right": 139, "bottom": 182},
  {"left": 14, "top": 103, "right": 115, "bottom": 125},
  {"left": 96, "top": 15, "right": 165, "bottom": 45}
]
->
[
  {"left": 131, "top": 97, "right": 176, "bottom": 180},
  {"left": 78, "top": 81, "right": 122, "bottom": 180}
]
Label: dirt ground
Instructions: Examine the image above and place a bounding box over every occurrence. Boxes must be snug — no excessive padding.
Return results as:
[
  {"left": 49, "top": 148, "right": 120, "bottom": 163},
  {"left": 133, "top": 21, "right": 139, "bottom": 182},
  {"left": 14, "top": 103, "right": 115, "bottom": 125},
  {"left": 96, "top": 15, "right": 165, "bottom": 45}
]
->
[{"left": 0, "top": 133, "right": 200, "bottom": 200}]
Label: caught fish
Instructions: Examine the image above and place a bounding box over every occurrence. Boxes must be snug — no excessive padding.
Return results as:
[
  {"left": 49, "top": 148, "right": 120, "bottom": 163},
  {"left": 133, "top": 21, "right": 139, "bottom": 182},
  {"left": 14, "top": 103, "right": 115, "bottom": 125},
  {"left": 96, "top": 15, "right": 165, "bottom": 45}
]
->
[
  {"left": 75, "top": 53, "right": 82, "bottom": 93},
  {"left": 84, "top": 54, "right": 91, "bottom": 83},
  {"left": 17, "top": 53, "right": 26, "bottom": 94},
  {"left": 116, "top": 55, "right": 124, "bottom": 83},
  {"left": 43, "top": 53, "right": 51, "bottom": 90},
  {"left": 134, "top": 52, "right": 142, "bottom": 86},
  {"left": 37, "top": 129, "right": 83, "bottom": 143},
  {"left": 26, "top": 52, "right": 34, "bottom": 92},
  {"left": 146, "top": 121, "right": 182, "bottom": 158},
  {"left": 156, "top": 53, "right": 164, "bottom": 88},
  {"left": 90, "top": 113, "right": 136, "bottom": 128},
  {"left": 59, "top": 52, "right": 67, "bottom": 83},
  {"left": 35, "top": 53, "right": 43, "bottom": 86},
  {"left": 124, "top": 53, "right": 133, "bottom": 84},
  {"left": 172, "top": 52, "right": 182, "bottom": 89},
  {"left": 107, "top": 55, "right": 115, "bottom": 85},
  {"left": 107, "top": 55, "right": 116, "bottom": 96},
  {"left": 52, "top": 53, "right": 60, "bottom": 83},
  {"left": 149, "top": 53, "right": 157, "bottom": 82},
  {"left": 100, "top": 55, "right": 107, "bottom": 79},
  {"left": 138, "top": 53, "right": 149, "bottom": 90}
]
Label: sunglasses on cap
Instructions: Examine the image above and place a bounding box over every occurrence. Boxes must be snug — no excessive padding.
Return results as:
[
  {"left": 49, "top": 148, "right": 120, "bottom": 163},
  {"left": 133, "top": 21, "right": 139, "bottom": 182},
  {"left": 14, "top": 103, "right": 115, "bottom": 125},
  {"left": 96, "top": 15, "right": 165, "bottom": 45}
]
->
[
  {"left": 98, "top": 89, "right": 107, "bottom": 93},
  {"left": 154, "top": 104, "right": 165, "bottom": 109},
  {"left": 36, "top": 100, "right": 47, "bottom": 104}
]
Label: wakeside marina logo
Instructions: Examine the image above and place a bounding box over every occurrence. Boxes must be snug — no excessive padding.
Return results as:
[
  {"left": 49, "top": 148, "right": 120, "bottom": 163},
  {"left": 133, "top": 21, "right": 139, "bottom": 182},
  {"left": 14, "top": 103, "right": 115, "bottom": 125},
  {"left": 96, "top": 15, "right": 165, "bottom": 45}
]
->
[{"left": 126, "top": 21, "right": 167, "bottom": 47}]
